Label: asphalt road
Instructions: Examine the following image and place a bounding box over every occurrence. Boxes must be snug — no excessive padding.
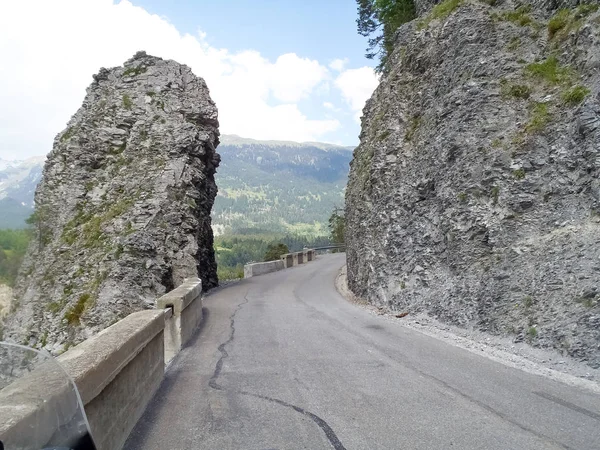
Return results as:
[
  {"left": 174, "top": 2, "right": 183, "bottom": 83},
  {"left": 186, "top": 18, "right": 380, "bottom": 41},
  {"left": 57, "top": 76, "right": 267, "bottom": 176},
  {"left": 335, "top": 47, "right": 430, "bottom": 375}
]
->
[{"left": 125, "top": 254, "right": 600, "bottom": 450}]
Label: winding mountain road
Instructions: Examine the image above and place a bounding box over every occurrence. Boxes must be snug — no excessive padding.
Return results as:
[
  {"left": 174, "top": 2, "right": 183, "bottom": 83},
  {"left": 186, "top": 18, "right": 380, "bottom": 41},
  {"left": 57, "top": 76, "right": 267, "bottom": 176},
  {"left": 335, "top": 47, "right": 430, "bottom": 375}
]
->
[{"left": 125, "top": 254, "right": 600, "bottom": 450}]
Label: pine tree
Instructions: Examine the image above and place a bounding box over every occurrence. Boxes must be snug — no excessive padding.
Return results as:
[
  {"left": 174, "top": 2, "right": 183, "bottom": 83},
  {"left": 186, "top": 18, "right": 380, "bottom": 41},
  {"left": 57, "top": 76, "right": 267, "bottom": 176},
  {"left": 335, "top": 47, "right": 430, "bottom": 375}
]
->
[
  {"left": 328, "top": 208, "right": 346, "bottom": 244},
  {"left": 356, "top": 0, "right": 416, "bottom": 72}
]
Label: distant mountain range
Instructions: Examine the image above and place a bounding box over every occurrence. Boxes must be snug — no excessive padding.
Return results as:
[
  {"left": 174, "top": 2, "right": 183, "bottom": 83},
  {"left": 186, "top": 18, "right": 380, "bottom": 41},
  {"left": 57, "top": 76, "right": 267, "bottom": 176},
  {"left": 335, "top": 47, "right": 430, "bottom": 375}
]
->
[
  {"left": 213, "top": 135, "right": 353, "bottom": 236},
  {"left": 0, "top": 136, "right": 353, "bottom": 234},
  {"left": 0, "top": 156, "right": 44, "bottom": 228}
]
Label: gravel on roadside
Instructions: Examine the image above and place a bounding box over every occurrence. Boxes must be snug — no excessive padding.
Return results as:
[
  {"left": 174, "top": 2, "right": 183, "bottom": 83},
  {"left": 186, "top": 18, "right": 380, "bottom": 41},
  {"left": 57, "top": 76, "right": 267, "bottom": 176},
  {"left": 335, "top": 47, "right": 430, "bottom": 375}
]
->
[{"left": 335, "top": 265, "right": 600, "bottom": 394}]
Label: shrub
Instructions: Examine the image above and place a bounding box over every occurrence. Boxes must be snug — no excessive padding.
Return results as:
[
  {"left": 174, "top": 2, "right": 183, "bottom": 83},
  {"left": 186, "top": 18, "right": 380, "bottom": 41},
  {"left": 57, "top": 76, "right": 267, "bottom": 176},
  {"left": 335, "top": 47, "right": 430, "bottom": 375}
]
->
[
  {"left": 513, "top": 168, "right": 526, "bottom": 179},
  {"left": 548, "top": 9, "right": 570, "bottom": 37},
  {"left": 524, "top": 57, "right": 572, "bottom": 84},
  {"left": 562, "top": 85, "right": 590, "bottom": 105},
  {"left": 502, "top": 5, "right": 533, "bottom": 26},
  {"left": 525, "top": 102, "right": 550, "bottom": 134},
  {"left": 60, "top": 127, "right": 76, "bottom": 143},
  {"left": 82, "top": 216, "right": 103, "bottom": 248},
  {"left": 491, "top": 186, "right": 500, "bottom": 205},
  {"left": 26, "top": 206, "right": 53, "bottom": 250},
  {"left": 217, "top": 264, "right": 244, "bottom": 281},
  {"left": 506, "top": 37, "right": 521, "bottom": 51},
  {"left": 39, "top": 331, "right": 48, "bottom": 348},
  {"left": 548, "top": 4, "right": 599, "bottom": 39},
  {"left": 47, "top": 301, "right": 63, "bottom": 314},
  {"left": 501, "top": 83, "right": 531, "bottom": 99},
  {"left": 378, "top": 130, "right": 391, "bottom": 141},
  {"left": 264, "top": 243, "right": 290, "bottom": 262},
  {"left": 419, "top": 0, "right": 462, "bottom": 29},
  {"left": 122, "top": 94, "right": 133, "bottom": 110},
  {"left": 63, "top": 284, "right": 73, "bottom": 296},
  {"left": 123, "top": 66, "right": 147, "bottom": 77},
  {"left": 64, "top": 293, "right": 92, "bottom": 325},
  {"left": 109, "top": 143, "right": 126, "bottom": 155},
  {"left": 575, "top": 296, "right": 596, "bottom": 307},
  {"left": 431, "top": 0, "right": 462, "bottom": 19},
  {"left": 405, "top": 115, "right": 421, "bottom": 141}
]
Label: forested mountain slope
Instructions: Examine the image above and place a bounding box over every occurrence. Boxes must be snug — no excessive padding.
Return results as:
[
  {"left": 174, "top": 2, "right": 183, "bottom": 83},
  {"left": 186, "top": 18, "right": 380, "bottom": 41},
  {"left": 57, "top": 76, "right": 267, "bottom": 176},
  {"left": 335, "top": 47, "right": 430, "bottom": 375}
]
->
[{"left": 213, "top": 135, "right": 353, "bottom": 235}]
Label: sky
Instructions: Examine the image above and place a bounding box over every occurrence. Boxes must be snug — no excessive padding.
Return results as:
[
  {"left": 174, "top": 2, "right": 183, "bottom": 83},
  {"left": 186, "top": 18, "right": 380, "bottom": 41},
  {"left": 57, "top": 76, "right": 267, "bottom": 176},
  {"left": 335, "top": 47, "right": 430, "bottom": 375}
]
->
[{"left": 0, "top": 0, "right": 379, "bottom": 161}]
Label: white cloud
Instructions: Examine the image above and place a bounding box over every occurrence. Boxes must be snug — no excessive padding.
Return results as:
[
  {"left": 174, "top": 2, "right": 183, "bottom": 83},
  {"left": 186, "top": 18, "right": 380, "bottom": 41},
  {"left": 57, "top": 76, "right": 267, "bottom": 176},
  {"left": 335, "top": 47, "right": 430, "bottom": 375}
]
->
[
  {"left": 323, "top": 102, "right": 342, "bottom": 113},
  {"left": 270, "top": 53, "right": 330, "bottom": 103},
  {"left": 329, "top": 58, "right": 349, "bottom": 72},
  {"left": 334, "top": 67, "right": 380, "bottom": 122},
  {"left": 0, "top": 0, "right": 340, "bottom": 159}
]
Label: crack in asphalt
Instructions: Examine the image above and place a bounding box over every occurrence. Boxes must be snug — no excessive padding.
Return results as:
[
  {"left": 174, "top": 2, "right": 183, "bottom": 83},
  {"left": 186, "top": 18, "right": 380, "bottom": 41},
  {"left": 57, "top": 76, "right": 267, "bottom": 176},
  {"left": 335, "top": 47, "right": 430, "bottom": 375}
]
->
[
  {"left": 208, "top": 292, "right": 248, "bottom": 391},
  {"left": 238, "top": 390, "right": 347, "bottom": 450},
  {"left": 209, "top": 290, "right": 347, "bottom": 450}
]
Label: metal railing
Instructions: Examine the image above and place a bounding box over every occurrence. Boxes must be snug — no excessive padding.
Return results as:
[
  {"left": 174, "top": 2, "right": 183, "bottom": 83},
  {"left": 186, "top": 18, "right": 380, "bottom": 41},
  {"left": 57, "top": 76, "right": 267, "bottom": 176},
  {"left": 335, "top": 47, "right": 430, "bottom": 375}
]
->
[{"left": 312, "top": 244, "right": 346, "bottom": 252}]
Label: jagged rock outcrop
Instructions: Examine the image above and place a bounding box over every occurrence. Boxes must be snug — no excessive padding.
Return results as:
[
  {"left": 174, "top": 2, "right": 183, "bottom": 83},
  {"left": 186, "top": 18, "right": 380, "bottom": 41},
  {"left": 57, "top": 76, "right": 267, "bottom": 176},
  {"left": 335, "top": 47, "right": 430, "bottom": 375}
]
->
[
  {"left": 3, "top": 51, "right": 220, "bottom": 352},
  {"left": 346, "top": 1, "right": 600, "bottom": 368}
]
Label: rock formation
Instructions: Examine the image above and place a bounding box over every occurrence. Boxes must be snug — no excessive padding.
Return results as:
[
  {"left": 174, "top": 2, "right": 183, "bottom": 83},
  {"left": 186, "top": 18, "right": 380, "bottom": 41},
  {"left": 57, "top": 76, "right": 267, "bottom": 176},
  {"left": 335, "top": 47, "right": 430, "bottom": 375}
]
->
[
  {"left": 4, "top": 51, "right": 220, "bottom": 353},
  {"left": 346, "top": 1, "right": 600, "bottom": 368}
]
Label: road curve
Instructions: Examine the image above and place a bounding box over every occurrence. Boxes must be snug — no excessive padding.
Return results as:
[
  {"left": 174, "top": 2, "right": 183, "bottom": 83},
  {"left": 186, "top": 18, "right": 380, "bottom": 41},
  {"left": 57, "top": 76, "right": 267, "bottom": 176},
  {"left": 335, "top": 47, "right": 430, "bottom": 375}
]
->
[{"left": 125, "top": 254, "right": 600, "bottom": 450}]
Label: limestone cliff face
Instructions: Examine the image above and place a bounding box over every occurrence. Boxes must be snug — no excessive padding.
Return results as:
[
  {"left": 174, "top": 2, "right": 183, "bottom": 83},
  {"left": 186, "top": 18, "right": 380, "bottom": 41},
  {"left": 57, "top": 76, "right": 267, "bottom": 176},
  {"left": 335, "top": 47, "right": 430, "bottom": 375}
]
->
[
  {"left": 4, "top": 52, "right": 220, "bottom": 352},
  {"left": 346, "top": 1, "right": 600, "bottom": 368}
]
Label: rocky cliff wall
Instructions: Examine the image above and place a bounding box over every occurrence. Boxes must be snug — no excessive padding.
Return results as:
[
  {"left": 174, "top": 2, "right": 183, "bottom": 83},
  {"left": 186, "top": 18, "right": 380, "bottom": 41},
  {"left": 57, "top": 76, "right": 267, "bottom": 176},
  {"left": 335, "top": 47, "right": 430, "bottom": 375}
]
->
[
  {"left": 346, "top": 1, "right": 600, "bottom": 368},
  {"left": 3, "top": 52, "right": 220, "bottom": 353}
]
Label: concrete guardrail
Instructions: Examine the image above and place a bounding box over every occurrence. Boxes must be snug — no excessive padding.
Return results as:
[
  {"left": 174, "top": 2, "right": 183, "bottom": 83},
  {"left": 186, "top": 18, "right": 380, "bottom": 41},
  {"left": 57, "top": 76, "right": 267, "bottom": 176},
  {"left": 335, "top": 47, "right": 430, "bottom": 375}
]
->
[
  {"left": 157, "top": 277, "right": 203, "bottom": 363},
  {"left": 244, "top": 260, "right": 284, "bottom": 278},
  {"left": 281, "top": 249, "right": 316, "bottom": 269},
  {"left": 244, "top": 249, "right": 317, "bottom": 277},
  {"left": 0, "top": 278, "right": 203, "bottom": 450},
  {"left": 58, "top": 310, "right": 165, "bottom": 450}
]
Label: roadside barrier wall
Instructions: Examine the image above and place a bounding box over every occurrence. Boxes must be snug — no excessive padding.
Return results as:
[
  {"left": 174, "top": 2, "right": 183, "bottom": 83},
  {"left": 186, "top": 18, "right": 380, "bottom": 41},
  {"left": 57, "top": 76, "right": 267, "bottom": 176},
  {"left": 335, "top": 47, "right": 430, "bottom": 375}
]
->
[
  {"left": 0, "top": 278, "right": 204, "bottom": 450},
  {"left": 244, "top": 260, "right": 284, "bottom": 278},
  {"left": 157, "top": 278, "right": 203, "bottom": 363},
  {"left": 244, "top": 249, "right": 318, "bottom": 278}
]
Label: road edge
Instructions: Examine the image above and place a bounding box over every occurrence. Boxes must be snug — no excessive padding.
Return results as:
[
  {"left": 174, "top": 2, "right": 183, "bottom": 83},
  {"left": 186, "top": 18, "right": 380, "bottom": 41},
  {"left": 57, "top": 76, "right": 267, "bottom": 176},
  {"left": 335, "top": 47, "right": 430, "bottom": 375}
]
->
[{"left": 335, "top": 264, "right": 600, "bottom": 395}]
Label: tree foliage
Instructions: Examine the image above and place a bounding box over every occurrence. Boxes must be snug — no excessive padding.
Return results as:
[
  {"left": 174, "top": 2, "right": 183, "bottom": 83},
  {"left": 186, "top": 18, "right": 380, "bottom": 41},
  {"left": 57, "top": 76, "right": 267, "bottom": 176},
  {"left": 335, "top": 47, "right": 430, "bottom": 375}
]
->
[
  {"left": 328, "top": 208, "right": 346, "bottom": 244},
  {"left": 356, "top": 0, "right": 416, "bottom": 72},
  {"left": 264, "top": 243, "right": 290, "bottom": 262},
  {"left": 25, "top": 206, "right": 52, "bottom": 249},
  {"left": 0, "top": 229, "right": 30, "bottom": 286},
  {"left": 214, "top": 232, "right": 331, "bottom": 280}
]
